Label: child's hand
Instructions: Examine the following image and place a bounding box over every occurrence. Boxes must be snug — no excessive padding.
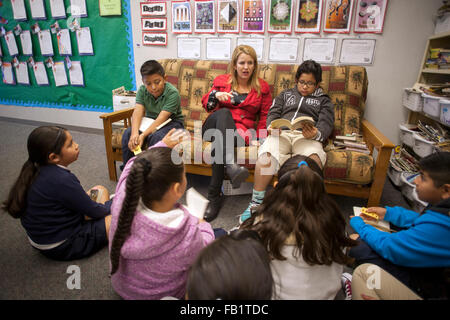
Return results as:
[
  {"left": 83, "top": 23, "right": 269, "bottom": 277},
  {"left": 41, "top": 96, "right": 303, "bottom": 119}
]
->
[
  {"left": 349, "top": 233, "right": 360, "bottom": 240},
  {"left": 162, "top": 128, "right": 189, "bottom": 149},
  {"left": 215, "top": 91, "right": 233, "bottom": 102},
  {"left": 128, "top": 132, "right": 140, "bottom": 151},
  {"left": 363, "top": 207, "right": 386, "bottom": 221},
  {"left": 302, "top": 123, "right": 318, "bottom": 139}
]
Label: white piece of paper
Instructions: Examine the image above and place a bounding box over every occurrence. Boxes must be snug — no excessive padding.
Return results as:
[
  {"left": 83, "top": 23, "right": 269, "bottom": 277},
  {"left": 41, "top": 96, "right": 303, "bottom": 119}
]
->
[
  {"left": 177, "top": 37, "right": 201, "bottom": 59},
  {"left": 29, "top": 0, "right": 47, "bottom": 20},
  {"left": 76, "top": 27, "right": 94, "bottom": 55},
  {"left": 70, "top": 0, "right": 88, "bottom": 17},
  {"left": 52, "top": 61, "right": 68, "bottom": 86},
  {"left": 237, "top": 37, "right": 264, "bottom": 61},
  {"left": 5, "top": 31, "right": 19, "bottom": 56},
  {"left": 57, "top": 29, "right": 72, "bottom": 56},
  {"left": 38, "top": 30, "right": 54, "bottom": 56},
  {"left": 49, "top": 0, "right": 67, "bottom": 19},
  {"left": 32, "top": 61, "right": 49, "bottom": 86},
  {"left": 303, "top": 38, "right": 336, "bottom": 64},
  {"left": 340, "top": 39, "right": 376, "bottom": 65},
  {"left": 268, "top": 37, "right": 299, "bottom": 62},
  {"left": 20, "top": 30, "right": 33, "bottom": 56},
  {"left": 2, "top": 62, "right": 16, "bottom": 85},
  {"left": 11, "top": 0, "right": 27, "bottom": 21},
  {"left": 353, "top": 206, "right": 391, "bottom": 232},
  {"left": 139, "top": 117, "right": 155, "bottom": 132},
  {"left": 186, "top": 187, "right": 209, "bottom": 220},
  {"left": 16, "top": 61, "right": 30, "bottom": 85},
  {"left": 206, "top": 38, "right": 231, "bottom": 60},
  {"left": 68, "top": 61, "right": 84, "bottom": 86}
]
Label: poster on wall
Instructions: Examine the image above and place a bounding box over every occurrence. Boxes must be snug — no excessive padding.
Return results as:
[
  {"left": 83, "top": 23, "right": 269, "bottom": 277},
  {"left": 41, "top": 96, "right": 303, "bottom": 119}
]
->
[
  {"left": 5, "top": 31, "right": 19, "bottom": 56},
  {"left": 206, "top": 37, "right": 231, "bottom": 60},
  {"left": 177, "top": 37, "right": 201, "bottom": 58},
  {"left": 339, "top": 38, "right": 376, "bottom": 65},
  {"left": 29, "top": 0, "right": 47, "bottom": 20},
  {"left": 237, "top": 37, "right": 264, "bottom": 60},
  {"left": 99, "top": 0, "right": 122, "bottom": 16},
  {"left": 269, "top": 37, "right": 299, "bottom": 62},
  {"left": 68, "top": 61, "right": 85, "bottom": 86},
  {"left": 195, "top": 0, "right": 215, "bottom": 33},
  {"left": 142, "top": 18, "right": 167, "bottom": 32},
  {"left": 323, "top": 0, "right": 354, "bottom": 33},
  {"left": 32, "top": 61, "right": 49, "bottom": 86},
  {"left": 2, "top": 62, "right": 16, "bottom": 85},
  {"left": 268, "top": 0, "right": 293, "bottom": 33},
  {"left": 140, "top": 2, "right": 167, "bottom": 16},
  {"left": 353, "top": 0, "right": 388, "bottom": 33},
  {"left": 142, "top": 32, "right": 168, "bottom": 46},
  {"left": 11, "top": 0, "right": 27, "bottom": 21},
  {"left": 294, "top": 0, "right": 323, "bottom": 33},
  {"left": 242, "top": 0, "right": 265, "bottom": 33},
  {"left": 16, "top": 61, "right": 30, "bottom": 85},
  {"left": 172, "top": 1, "right": 192, "bottom": 34},
  {"left": 49, "top": 0, "right": 67, "bottom": 20},
  {"left": 20, "top": 30, "right": 33, "bottom": 56},
  {"left": 70, "top": 0, "right": 88, "bottom": 18},
  {"left": 303, "top": 38, "right": 336, "bottom": 64},
  {"left": 52, "top": 61, "right": 68, "bottom": 87},
  {"left": 217, "top": 0, "right": 239, "bottom": 33}
]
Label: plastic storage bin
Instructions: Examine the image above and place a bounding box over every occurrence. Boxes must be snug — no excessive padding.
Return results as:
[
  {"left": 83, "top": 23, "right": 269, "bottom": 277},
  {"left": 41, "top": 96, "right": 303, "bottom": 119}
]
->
[
  {"left": 398, "top": 123, "right": 418, "bottom": 147},
  {"left": 400, "top": 172, "right": 418, "bottom": 202},
  {"left": 413, "top": 132, "right": 435, "bottom": 158},
  {"left": 422, "top": 93, "right": 441, "bottom": 118},
  {"left": 440, "top": 99, "right": 450, "bottom": 125},
  {"left": 387, "top": 160, "right": 404, "bottom": 187},
  {"left": 402, "top": 88, "right": 423, "bottom": 112},
  {"left": 411, "top": 188, "right": 428, "bottom": 213}
]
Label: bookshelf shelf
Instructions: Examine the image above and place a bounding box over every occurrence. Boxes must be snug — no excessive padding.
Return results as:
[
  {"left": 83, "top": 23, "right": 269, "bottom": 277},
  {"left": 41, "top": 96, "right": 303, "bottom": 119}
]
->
[{"left": 421, "top": 68, "right": 450, "bottom": 75}]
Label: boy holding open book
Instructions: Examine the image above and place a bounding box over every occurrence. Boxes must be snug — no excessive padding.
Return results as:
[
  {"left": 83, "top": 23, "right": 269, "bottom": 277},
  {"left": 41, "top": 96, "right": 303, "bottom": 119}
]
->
[
  {"left": 349, "top": 152, "right": 450, "bottom": 299},
  {"left": 121, "top": 60, "right": 184, "bottom": 168},
  {"left": 239, "top": 60, "right": 334, "bottom": 223}
]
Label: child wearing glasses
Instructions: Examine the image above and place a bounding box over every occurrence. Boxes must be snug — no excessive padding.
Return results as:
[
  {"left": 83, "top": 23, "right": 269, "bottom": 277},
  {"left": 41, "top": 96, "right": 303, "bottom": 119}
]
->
[{"left": 240, "top": 60, "right": 334, "bottom": 224}]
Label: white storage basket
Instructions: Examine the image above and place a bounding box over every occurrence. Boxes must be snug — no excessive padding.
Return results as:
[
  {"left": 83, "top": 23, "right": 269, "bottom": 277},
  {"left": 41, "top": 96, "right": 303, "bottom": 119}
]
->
[
  {"left": 411, "top": 188, "right": 428, "bottom": 213},
  {"left": 422, "top": 93, "right": 441, "bottom": 118},
  {"left": 400, "top": 172, "right": 418, "bottom": 202},
  {"left": 440, "top": 99, "right": 450, "bottom": 126},
  {"left": 402, "top": 88, "right": 423, "bottom": 112},
  {"left": 412, "top": 132, "right": 435, "bottom": 158},
  {"left": 387, "top": 160, "right": 404, "bottom": 187},
  {"left": 398, "top": 123, "right": 418, "bottom": 147}
]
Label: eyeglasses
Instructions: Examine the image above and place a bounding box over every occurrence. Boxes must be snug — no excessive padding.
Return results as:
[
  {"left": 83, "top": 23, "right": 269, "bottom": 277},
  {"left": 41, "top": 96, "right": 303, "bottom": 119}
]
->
[{"left": 297, "top": 80, "right": 316, "bottom": 88}]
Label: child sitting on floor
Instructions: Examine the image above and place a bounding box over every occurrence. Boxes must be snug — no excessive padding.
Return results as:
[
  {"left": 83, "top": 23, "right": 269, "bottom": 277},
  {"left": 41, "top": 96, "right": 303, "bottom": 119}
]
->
[
  {"left": 109, "top": 129, "right": 215, "bottom": 300},
  {"left": 241, "top": 155, "right": 357, "bottom": 299}
]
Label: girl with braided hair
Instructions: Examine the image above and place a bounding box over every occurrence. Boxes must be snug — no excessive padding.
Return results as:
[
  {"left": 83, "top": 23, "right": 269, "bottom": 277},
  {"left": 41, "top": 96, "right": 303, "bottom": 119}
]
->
[{"left": 109, "top": 129, "right": 214, "bottom": 300}]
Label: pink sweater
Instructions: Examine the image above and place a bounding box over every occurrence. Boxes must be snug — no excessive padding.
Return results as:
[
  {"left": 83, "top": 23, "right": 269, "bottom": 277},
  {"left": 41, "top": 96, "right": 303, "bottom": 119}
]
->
[{"left": 109, "top": 141, "right": 214, "bottom": 300}]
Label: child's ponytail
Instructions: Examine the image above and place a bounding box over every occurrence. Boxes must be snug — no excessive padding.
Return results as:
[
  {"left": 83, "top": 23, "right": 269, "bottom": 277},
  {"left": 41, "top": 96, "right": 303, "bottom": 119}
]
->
[
  {"left": 110, "top": 158, "right": 150, "bottom": 275},
  {"left": 2, "top": 126, "right": 67, "bottom": 218},
  {"left": 110, "top": 147, "right": 184, "bottom": 275}
]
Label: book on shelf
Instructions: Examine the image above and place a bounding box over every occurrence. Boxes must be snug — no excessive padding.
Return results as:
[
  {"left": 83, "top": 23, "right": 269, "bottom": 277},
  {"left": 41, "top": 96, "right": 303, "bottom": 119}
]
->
[
  {"left": 343, "top": 140, "right": 367, "bottom": 149},
  {"left": 269, "top": 116, "right": 315, "bottom": 130},
  {"left": 345, "top": 147, "right": 370, "bottom": 154},
  {"left": 335, "top": 135, "right": 357, "bottom": 141}
]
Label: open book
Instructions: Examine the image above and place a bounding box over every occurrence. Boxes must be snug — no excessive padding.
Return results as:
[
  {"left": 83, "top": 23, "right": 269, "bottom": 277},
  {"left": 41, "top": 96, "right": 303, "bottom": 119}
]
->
[
  {"left": 269, "top": 116, "right": 315, "bottom": 130},
  {"left": 353, "top": 207, "right": 393, "bottom": 233},
  {"left": 139, "top": 117, "right": 172, "bottom": 132},
  {"left": 186, "top": 188, "right": 210, "bottom": 220}
]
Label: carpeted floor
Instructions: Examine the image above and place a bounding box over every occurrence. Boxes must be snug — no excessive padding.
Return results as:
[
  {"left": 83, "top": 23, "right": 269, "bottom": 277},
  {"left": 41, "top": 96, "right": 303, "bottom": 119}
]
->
[{"left": 0, "top": 118, "right": 410, "bottom": 299}]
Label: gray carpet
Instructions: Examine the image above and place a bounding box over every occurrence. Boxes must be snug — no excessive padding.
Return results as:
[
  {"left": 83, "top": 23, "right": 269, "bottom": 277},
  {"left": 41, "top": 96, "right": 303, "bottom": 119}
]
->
[{"left": 0, "top": 118, "right": 410, "bottom": 299}]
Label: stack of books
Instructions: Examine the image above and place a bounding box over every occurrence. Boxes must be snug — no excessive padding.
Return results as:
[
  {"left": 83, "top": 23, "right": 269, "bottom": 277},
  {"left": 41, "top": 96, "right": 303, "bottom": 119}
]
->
[
  {"left": 333, "top": 135, "right": 371, "bottom": 154},
  {"left": 426, "top": 48, "right": 450, "bottom": 69},
  {"left": 391, "top": 148, "right": 420, "bottom": 173}
]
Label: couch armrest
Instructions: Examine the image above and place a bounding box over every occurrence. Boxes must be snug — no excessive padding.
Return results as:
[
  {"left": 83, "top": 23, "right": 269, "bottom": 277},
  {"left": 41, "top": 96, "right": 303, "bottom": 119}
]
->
[
  {"left": 99, "top": 107, "right": 135, "bottom": 124},
  {"left": 361, "top": 119, "right": 395, "bottom": 206}
]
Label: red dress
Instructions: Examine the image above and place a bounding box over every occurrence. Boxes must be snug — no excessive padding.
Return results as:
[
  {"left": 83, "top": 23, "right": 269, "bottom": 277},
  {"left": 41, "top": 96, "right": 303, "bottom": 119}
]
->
[{"left": 201, "top": 74, "right": 272, "bottom": 145}]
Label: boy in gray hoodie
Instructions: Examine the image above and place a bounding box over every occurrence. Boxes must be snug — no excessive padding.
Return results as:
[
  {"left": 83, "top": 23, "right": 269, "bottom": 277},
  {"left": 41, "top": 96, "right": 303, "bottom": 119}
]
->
[{"left": 240, "top": 60, "right": 334, "bottom": 223}]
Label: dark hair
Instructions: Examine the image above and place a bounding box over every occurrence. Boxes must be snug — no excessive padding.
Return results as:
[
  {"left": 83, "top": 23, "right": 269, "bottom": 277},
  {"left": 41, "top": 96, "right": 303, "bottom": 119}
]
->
[
  {"left": 186, "top": 229, "right": 274, "bottom": 300},
  {"left": 140, "top": 60, "right": 165, "bottom": 77},
  {"left": 110, "top": 147, "right": 184, "bottom": 275},
  {"left": 419, "top": 152, "right": 450, "bottom": 187},
  {"left": 242, "top": 155, "right": 357, "bottom": 266},
  {"left": 295, "top": 59, "right": 322, "bottom": 84},
  {"left": 2, "top": 126, "right": 67, "bottom": 218}
]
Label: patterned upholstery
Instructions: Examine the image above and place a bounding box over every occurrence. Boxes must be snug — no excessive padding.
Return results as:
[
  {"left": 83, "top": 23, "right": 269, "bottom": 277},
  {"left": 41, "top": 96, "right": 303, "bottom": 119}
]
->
[{"left": 112, "top": 59, "right": 373, "bottom": 184}]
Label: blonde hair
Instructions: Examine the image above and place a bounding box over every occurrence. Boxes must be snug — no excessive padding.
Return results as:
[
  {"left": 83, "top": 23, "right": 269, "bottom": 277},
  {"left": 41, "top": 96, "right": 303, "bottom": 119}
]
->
[{"left": 228, "top": 45, "right": 261, "bottom": 96}]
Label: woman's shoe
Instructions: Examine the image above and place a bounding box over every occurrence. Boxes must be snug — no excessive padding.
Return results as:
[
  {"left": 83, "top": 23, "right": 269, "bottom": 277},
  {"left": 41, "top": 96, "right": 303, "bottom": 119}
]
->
[
  {"left": 225, "top": 164, "right": 249, "bottom": 189},
  {"left": 204, "top": 193, "right": 224, "bottom": 222}
]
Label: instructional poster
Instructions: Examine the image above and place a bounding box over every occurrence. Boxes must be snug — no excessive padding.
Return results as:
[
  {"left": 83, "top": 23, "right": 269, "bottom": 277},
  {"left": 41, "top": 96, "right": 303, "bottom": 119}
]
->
[{"left": 340, "top": 39, "right": 376, "bottom": 65}]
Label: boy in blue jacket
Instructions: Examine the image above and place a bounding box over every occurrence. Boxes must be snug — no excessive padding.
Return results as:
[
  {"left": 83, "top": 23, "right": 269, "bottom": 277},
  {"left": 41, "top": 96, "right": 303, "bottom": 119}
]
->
[{"left": 349, "top": 152, "right": 450, "bottom": 299}]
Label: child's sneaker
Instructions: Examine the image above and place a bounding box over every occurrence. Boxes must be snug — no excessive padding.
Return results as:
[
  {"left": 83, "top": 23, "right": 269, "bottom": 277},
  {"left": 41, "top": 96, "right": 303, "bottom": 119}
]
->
[
  {"left": 341, "top": 272, "right": 352, "bottom": 300},
  {"left": 238, "top": 202, "right": 259, "bottom": 224}
]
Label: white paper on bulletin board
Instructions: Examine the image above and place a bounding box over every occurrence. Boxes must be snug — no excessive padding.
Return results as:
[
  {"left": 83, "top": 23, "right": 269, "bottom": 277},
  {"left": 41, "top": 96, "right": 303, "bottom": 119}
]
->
[
  {"left": 237, "top": 37, "right": 264, "bottom": 61},
  {"left": 303, "top": 38, "right": 336, "bottom": 64},
  {"left": 268, "top": 37, "right": 298, "bottom": 62},
  {"left": 206, "top": 38, "right": 231, "bottom": 60},
  {"left": 177, "top": 37, "right": 201, "bottom": 59},
  {"left": 339, "top": 39, "right": 376, "bottom": 65}
]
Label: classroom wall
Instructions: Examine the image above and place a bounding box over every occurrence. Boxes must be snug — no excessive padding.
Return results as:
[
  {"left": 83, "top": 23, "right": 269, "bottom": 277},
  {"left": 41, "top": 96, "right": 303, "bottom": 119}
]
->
[{"left": 0, "top": 0, "right": 443, "bottom": 145}]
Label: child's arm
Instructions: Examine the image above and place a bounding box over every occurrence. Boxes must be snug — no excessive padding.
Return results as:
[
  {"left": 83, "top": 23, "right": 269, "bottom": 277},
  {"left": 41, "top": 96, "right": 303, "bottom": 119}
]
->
[
  {"left": 128, "top": 104, "right": 146, "bottom": 151},
  {"left": 197, "top": 220, "right": 215, "bottom": 246},
  {"left": 350, "top": 216, "right": 450, "bottom": 268},
  {"left": 314, "top": 97, "right": 334, "bottom": 142},
  {"left": 266, "top": 92, "right": 284, "bottom": 128},
  {"left": 384, "top": 206, "right": 421, "bottom": 228}
]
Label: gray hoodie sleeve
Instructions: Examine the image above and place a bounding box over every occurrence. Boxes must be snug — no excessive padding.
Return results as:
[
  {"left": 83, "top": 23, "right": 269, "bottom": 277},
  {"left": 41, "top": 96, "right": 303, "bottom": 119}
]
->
[
  {"left": 315, "top": 95, "right": 335, "bottom": 142},
  {"left": 266, "top": 92, "right": 283, "bottom": 128}
]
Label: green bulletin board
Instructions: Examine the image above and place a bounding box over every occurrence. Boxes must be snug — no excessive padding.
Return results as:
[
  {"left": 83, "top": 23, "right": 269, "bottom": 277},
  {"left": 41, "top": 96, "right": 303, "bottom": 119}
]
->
[{"left": 0, "top": 0, "right": 136, "bottom": 112}]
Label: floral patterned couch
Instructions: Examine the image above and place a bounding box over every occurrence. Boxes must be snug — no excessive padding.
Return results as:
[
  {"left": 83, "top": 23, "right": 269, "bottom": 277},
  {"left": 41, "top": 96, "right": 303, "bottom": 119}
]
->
[{"left": 101, "top": 59, "right": 394, "bottom": 206}]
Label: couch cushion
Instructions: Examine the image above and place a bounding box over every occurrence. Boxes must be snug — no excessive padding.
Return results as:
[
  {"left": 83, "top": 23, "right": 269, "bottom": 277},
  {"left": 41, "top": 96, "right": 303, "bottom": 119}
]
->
[{"left": 324, "top": 150, "right": 374, "bottom": 185}]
